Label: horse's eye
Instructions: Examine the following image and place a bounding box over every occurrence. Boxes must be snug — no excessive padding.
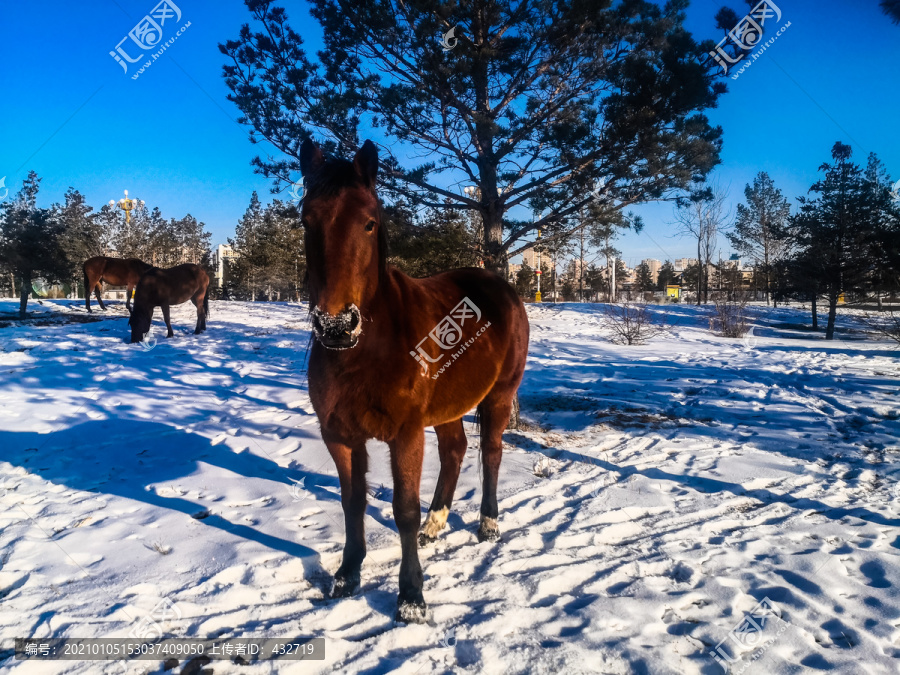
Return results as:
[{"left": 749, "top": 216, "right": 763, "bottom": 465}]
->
[{"left": 365, "top": 220, "right": 376, "bottom": 232}]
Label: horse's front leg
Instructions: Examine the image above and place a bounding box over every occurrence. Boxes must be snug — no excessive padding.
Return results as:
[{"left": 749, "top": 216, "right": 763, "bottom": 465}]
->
[
  {"left": 389, "top": 427, "right": 426, "bottom": 623},
  {"left": 126, "top": 285, "right": 133, "bottom": 313},
  {"left": 323, "top": 433, "right": 368, "bottom": 598}
]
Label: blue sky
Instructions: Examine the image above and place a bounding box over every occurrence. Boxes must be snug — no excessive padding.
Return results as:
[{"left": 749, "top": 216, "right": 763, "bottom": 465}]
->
[{"left": 0, "top": 0, "right": 897, "bottom": 267}]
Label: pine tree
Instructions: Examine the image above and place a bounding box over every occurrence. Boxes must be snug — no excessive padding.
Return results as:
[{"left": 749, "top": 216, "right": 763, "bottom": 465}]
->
[
  {"left": 229, "top": 194, "right": 304, "bottom": 300},
  {"left": 229, "top": 192, "right": 265, "bottom": 300},
  {"left": 387, "top": 202, "right": 481, "bottom": 278},
  {"left": 727, "top": 172, "right": 793, "bottom": 307},
  {"left": 109, "top": 199, "right": 152, "bottom": 259},
  {"left": 861, "top": 153, "right": 900, "bottom": 308},
  {"left": 792, "top": 142, "right": 876, "bottom": 339},
  {"left": 656, "top": 261, "right": 676, "bottom": 291},
  {"left": 55, "top": 189, "right": 105, "bottom": 295},
  {"left": 0, "top": 172, "right": 69, "bottom": 317},
  {"left": 513, "top": 264, "right": 534, "bottom": 299},
  {"left": 221, "top": 0, "right": 727, "bottom": 275},
  {"left": 635, "top": 263, "right": 654, "bottom": 293}
]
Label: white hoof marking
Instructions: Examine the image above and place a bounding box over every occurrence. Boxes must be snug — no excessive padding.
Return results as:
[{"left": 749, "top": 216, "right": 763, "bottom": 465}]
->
[{"left": 422, "top": 507, "right": 449, "bottom": 539}]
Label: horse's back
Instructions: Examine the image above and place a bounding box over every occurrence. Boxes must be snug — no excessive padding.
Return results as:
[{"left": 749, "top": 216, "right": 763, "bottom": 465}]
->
[
  {"left": 409, "top": 267, "right": 529, "bottom": 341},
  {"left": 83, "top": 256, "right": 108, "bottom": 273},
  {"left": 137, "top": 264, "right": 208, "bottom": 306}
]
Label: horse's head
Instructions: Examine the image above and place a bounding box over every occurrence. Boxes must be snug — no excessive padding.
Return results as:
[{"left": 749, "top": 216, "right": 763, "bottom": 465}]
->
[
  {"left": 300, "top": 139, "right": 385, "bottom": 350},
  {"left": 128, "top": 308, "right": 151, "bottom": 344}
]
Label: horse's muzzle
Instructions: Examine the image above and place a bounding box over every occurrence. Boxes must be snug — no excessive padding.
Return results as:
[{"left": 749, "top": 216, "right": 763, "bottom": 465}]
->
[{"left": 311, "top": 304, "right": 362, "bottom": 350}]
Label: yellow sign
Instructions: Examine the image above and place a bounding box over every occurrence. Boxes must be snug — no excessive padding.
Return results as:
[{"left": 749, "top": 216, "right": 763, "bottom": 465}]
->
[{"left": 666, "top": 285, "right": 680, "bottom": 300}]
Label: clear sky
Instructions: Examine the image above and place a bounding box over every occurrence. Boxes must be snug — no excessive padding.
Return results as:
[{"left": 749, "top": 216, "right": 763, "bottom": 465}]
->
[{"left": 0, "top": 0, "right": 897, "bottom": 268}]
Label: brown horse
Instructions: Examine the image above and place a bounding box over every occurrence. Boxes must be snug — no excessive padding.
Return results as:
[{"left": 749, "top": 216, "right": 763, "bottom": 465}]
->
[
  {"left": 300, "top": 140, "right": 529, "bottom": 623},
  {"left": 83, "top": 256, "right": 153, "bottom": 313},
  {"left": 128, "top": 264, "right": 210, "bottom": 343}
]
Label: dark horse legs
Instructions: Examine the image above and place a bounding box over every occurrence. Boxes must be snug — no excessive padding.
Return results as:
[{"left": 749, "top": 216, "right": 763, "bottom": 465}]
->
[
  {"left": 190, "top": 292, "right": 207, "bottom": 334},
  {"left": 477, "top": 388, "right": 515, "bottom": 543},
  {"left": 388, "top": 428, "right": 426, "bottom": 622},
  {"left": 161, "top": 305, "right": 174, "bottom": 338},
  {"left": 93, "top": 282, "right": 107, "bottom": 311},
  {"left": 327, "top": 436, "right": 369, "bottom": 598},
  {"left": 419, "top": 419, "right": 467, "bottom": 546}
]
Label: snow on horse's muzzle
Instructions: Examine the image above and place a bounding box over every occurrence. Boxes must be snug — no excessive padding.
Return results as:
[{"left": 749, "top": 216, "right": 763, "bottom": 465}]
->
[{"left": 311, "top": 304, "right": 362, "bottom": 350}]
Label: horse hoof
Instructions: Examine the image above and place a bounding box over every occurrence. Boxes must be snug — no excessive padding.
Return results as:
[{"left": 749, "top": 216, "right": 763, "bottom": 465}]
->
[
  {"left": 477, "top": 517, "right": 501, "bottom": 543},
  {"left": 394, "top": 598, "right": 428, "bottom": 624},
  {"left": 331, "top": 571, "right": 360, "bottom": 598},
  {"left": 418, "top": 532, "right": 437, "bottom": 548}
]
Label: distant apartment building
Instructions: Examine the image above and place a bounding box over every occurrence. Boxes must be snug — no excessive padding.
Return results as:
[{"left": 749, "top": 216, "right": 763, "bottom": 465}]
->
[
  {"left": 640, "top": 258, "right": 662, "bottom": 284},
  {"left": 673, "top": 258, "right": 699, "bottom": 273},
  {"left": 566, "top": 258, "right": 590, "bottom": 283},
  {"left": 520, "top": 246, "right": 540, "bottom": 269},
  {"left": 213, "top": 244, "right": 239, "bottom": 288}
]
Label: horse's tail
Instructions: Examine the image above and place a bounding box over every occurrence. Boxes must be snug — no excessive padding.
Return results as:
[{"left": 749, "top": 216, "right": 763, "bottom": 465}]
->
[{"left": 82, "top": 267, "right": 90, "bottom": 297}]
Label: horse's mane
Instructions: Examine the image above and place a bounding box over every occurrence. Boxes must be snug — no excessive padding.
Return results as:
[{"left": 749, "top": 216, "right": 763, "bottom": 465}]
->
[{"left": 305, "top": 157, "right": 389, "bottom": 282}]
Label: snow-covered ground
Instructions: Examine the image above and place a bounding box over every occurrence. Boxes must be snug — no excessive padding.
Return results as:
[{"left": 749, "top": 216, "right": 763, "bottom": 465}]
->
[{"left": 1, "top": 298, "right": 898, "bottom": 675}]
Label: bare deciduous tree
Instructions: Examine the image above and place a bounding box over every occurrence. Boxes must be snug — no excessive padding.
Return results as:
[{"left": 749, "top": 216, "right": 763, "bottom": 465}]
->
[
  {"left": 674, "top": 182, "right": 730, "bottom": 305},
  {"left": 710, "top": 297, "right": 750, "bottom": 338},
  {"left": 599, "top": 302, "right": 669, "bottom": 345}
]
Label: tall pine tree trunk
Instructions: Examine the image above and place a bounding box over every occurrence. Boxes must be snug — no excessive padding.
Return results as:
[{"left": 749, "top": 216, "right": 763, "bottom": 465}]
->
[
  {"left": 19, "top": 273, "right": 31, "bottom": 318},
  {"left": 482, "top": 209, "right": 507, "bottom": 277},
  {"left": 826, "top": 289, "right": 838, "bottom": 340},
  {"left": 481, "top": 204, "right": 519, "bottom": 428},
  {"left": 811, "top": 294, "right": 818, "bottom": 329}
]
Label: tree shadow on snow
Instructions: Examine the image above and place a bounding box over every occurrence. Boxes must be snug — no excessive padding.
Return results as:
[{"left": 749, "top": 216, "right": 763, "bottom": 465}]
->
[{"left": 0, "top": 420, "right": 336, "bottom": 572}]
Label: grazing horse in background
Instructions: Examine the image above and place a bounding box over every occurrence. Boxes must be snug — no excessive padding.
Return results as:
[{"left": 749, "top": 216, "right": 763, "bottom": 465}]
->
[
  {"left": 300, "top": 139, "right": 529, "bottom": 623},
  {"left": 128, "top": 264, "right": 210, "bottom": 343},
  {"left": 83, "top": 256, "right": 153, "bottom": 313}
]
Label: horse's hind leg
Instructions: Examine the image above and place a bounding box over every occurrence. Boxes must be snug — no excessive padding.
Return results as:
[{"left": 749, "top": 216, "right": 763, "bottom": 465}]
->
[
  {"left": 419, "top": 418, "right": 467, "bottom": 547},
  {"left": 192, "top": 291, "right": 207, "bottom": 333},
  {"left": 477, "top": 388, "right": 516, "bottom": 543},
  {"left": 84, "top": 274, "right": 93, "bottom": 312},
  {"left": 325, "top": 435, "right": 369, "bottom": 598},
  {"left": 94, "top": 282, "right": 106, "bottom": 311},
  {"left": 161, "top": 305, "right": 174, "bottom": 337}
]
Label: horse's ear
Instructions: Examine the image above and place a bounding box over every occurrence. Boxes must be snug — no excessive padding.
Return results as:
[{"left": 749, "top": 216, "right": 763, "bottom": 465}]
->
[
  {"left": 300, "top": 139, "right": 325, "bottom": 178},
  {"left": 353, "top": 140, "right": 378, "bottom": 187}
]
